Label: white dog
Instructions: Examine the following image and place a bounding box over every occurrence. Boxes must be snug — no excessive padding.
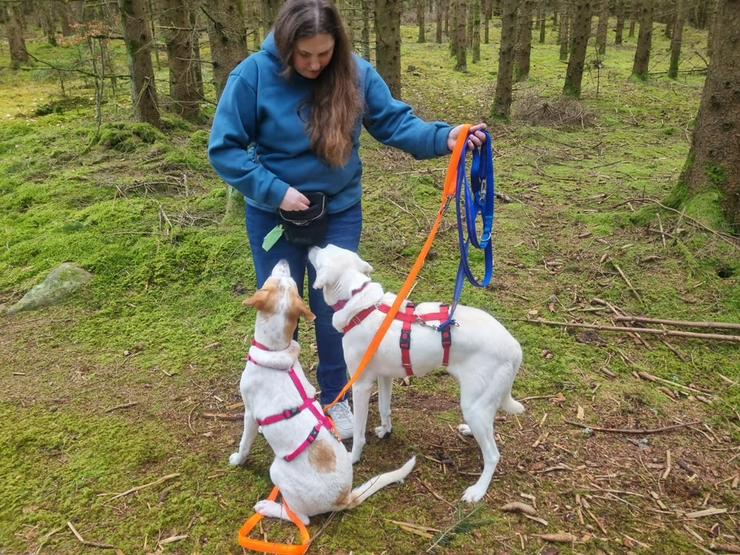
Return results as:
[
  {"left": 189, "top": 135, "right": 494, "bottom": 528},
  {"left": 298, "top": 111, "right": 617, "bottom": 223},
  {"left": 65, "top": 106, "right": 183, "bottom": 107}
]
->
[
  {"left": 308, "top": 245, "right": 524, "bottom": 503},
  {"left": 229, "top": 260, "right": 416, "bottom": 524}
]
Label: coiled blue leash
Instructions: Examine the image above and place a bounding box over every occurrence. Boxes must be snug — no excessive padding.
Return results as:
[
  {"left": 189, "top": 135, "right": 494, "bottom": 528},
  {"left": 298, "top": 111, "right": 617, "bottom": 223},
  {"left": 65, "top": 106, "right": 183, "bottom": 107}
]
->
[{"left": 439, "top": 129, "right": 495, "bottom": 330}]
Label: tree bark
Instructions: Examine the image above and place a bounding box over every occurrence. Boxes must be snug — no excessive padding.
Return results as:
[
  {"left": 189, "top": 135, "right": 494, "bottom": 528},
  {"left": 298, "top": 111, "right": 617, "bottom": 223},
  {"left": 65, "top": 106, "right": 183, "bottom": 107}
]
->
[
  {"left": 614, "top": 0, "right": 625, "bottom": 44},
  {"left": 595, "top": 0, "right": 608, "bottom": 54},
  {"left": 450, "top": 0, "right": 467, "bottom": 70},
  {"left": 667, "top": 0, "right": 685, "bottom": 79},
  {"left": 261, "top": 0, "right": 280, "bottom": 33},
  {"left": 361, "top": 0, "right": 371, "bottom": 58},
  {"left": 631, "top": 0, "right": 653, "bottom": 80},
  {"left": 203, "top": 0, "right": 248, "bottom": 99},
  {"left": 558, "top": 0, "right": 570, "bottom": 61},
  {"left": 57, "top": 0, "right": 73, "bottom": 36},
  {"left": 514, "top": 0, "right": 533, "bottom": 81},
  {"left": 674, "top": 0, "right": 740, "bottom": 231},
  {"left": 537, "top": 2, "right": 545, "bottom": 43},
  {"left": 563, "top": 0, "right": 592, "bottom": 97},
  {"left": 375, "top": 0, "right": 402, "bottom": 98},
  {"left": 6, "top": 2, "right": 29, "bottom": 68},
  {"left": 118, "top": 0, "right": 161, "bottom": 127},
  {"left": 435, "top": 0, "right": 444, "bottom": 43},
  {"left": 470, "top": 0, "right": 480, "bottom": 63},
  {"left": 417, "top": 0, "right": 426, "bottom": 42},
  {"left": 160, "top": 0, "right": 200, "bottom": 120},
  {"left": 491, "top": 0, "right": 517, "bottom": 120}
]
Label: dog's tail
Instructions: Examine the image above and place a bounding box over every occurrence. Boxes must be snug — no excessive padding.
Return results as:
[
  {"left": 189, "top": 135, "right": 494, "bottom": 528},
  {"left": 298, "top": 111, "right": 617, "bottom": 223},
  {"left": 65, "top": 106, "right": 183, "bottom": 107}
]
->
[{"left": 345, "top": 456, "right": 416, "bottom": 509}]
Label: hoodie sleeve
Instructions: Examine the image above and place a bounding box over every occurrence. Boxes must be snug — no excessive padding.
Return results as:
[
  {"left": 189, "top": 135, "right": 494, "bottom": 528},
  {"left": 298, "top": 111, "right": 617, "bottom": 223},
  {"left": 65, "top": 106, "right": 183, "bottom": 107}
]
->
[
  {"left": 361, "top": 64, "right": 452, "bottom": 160},
  {"left": 208, "top": 69, "right": 290, "bottom": 209}
]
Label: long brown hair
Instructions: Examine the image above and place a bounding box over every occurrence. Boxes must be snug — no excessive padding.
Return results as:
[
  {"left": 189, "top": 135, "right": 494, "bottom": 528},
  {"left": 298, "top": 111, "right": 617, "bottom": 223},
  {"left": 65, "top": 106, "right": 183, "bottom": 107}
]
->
[{"left": 274, "top": 0, "right": 362, "bottom": 167}]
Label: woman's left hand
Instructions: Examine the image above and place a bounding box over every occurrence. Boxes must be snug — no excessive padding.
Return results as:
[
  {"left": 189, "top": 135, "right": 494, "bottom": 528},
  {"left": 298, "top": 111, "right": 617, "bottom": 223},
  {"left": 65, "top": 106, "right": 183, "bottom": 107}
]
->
[{"left": 447, "top": 123, "right": 487, "bottom": 151}]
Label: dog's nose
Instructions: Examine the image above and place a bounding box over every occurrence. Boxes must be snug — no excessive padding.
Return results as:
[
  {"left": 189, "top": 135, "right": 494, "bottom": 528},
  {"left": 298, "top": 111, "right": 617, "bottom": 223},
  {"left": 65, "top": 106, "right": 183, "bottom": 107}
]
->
[{"left": 272, "top": 260, "right": 291, "bottom": 277}]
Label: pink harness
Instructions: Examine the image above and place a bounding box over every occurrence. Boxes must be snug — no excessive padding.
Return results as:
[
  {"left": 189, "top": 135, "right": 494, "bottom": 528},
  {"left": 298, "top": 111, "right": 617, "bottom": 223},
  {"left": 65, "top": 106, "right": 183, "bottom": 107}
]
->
[
  {"left": 331, "top": 286, "right": 453, "bottom": 377},
  {"left": 249, "top": 340, "right": 334, "bottom": 462}
]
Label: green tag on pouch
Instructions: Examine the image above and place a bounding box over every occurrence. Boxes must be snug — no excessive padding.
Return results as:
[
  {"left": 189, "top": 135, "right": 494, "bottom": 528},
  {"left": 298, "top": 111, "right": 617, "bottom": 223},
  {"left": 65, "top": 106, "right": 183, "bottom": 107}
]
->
[{"left": 262, "top": 224, "right": 284, "bottom": 251}]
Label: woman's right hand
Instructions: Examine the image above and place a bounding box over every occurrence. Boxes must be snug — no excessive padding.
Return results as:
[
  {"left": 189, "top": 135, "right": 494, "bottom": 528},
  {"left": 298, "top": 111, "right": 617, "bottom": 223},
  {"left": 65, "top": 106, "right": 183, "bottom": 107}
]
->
[{"left": 280, "top": 187, "right": 310, "bottom": 211}]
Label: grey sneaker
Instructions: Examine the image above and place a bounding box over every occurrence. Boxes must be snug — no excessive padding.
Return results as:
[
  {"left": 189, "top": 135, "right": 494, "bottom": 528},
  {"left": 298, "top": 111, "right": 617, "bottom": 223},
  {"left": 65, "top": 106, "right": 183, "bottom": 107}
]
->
[{"left": 327, "top": 400, "right": 354, "bottom": 440}]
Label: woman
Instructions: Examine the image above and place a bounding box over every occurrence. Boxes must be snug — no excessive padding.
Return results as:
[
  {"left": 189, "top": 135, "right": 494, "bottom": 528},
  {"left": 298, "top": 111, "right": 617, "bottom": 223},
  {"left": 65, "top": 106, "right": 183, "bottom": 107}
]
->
[{"left": 208, "top": 0, "right": 486, "bottom": 439}]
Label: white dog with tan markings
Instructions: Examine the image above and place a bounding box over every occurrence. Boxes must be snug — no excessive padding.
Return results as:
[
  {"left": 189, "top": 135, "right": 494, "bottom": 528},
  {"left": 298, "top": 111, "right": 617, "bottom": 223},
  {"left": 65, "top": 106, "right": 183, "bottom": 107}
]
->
[
  {"left": 309, "top": 244, "right": 524, "bottom": 503},
  {"left": 229, "top": 259, "right": 415, "bottom": 524}
]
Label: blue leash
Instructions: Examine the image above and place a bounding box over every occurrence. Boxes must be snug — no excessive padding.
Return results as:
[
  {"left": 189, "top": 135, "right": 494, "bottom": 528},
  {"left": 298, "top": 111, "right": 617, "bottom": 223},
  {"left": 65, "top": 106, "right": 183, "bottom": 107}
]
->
[{"left": 439, "top": 130, "right": 495, "bottom": 330}]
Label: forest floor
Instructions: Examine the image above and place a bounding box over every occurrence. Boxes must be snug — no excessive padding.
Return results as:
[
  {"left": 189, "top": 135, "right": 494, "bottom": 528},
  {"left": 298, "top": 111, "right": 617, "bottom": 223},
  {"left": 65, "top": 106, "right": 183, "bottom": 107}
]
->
[{"left": 1, "top": 22, "right": 738, "bottom": 555}]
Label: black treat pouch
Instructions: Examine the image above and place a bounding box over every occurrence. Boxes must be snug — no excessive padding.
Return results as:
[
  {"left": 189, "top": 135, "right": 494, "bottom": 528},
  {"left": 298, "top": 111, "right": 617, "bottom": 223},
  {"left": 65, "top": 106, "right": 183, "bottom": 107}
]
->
[{"left": 278, "top": 192, "right": 328, "bottom": 246}]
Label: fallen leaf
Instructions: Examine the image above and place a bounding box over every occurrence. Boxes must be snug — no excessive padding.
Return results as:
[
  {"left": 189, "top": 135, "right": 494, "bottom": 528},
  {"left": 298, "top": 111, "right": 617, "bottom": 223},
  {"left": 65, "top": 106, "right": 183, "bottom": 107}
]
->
[
  {"left": 538, "top": 532, "right": 578, "bottom": 543},
  {"left": 576, "top": 405, "right": 584, "bottom": 420},
  {"left": 501, "top": 501, "right": 537, "bottom": 515}
]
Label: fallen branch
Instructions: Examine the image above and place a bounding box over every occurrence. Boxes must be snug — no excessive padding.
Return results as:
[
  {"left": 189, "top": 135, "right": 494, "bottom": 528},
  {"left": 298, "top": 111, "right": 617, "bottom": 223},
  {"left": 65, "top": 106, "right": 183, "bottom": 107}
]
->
[
  {"left": 67, "top": 522, "right": 116, "bottom": 550},
  {"left": 202, "top": 412, "right": 243, "bottom": 420},
  {"left": 637, "top": 371, "right": 713, "bottom": 395},
  {"left": 614, "top": 315, "right": 740, "bottom": 331},
  {"left": 99, "top": 473, "right": 180, "bottom": 501},
  {"left": 524, "top": 318, "right": 740, "bottom": 343},
  {"left": 609, "top": 259, "right": 644, "bottom": 305},
  {"left": 566, "top": 419, "right": 701, "bottom": 435}
]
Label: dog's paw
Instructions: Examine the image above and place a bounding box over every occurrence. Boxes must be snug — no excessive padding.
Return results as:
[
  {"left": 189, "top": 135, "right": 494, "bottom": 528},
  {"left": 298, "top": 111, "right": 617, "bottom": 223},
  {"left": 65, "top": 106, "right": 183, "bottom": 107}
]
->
[
  {"left": 374, "top": 425, "right": 392, "bottom": 439},
  {"left": 229, "top": 452, "right": 247, "bottom": 466},
  {"left": 461, "top": 485, "right": 486, "bottom": 503},
  {"left": 457, "top": 424, "right": 472, "bottom": 436},
  {"left": 350, "top": 447, "right": 363, "bottom": 465}
]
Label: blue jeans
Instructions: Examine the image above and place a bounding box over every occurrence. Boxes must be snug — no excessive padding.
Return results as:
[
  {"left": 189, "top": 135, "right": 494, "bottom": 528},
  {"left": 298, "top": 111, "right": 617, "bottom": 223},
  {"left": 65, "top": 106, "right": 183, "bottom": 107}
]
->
[{"left": 246, "top": 202, "right": 362, "bottom": 405}]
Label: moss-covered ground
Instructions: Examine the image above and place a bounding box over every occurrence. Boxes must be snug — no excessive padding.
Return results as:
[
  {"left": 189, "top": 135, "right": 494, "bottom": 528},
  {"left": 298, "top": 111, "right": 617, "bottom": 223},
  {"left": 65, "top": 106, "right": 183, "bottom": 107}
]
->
[{"left": 1, "top": 19, "right": 738, "bottom": 555}]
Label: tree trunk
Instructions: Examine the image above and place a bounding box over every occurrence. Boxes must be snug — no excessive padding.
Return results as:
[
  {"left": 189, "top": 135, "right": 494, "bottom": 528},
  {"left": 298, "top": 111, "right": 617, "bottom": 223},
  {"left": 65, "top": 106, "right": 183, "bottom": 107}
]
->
[
  {"left": 537, "top": 2, "right": 545, "bottom": 43},
  {"left": 6, "top": 3, "right": 29, "bottom": 68},
  {"left": 375, "top": 0, "right": 402, "bottom": 98},
  {"left": 667, "top": 0, "right": 685, "bottom": 79},
  {"left": 631, "top": 0, "right": 653, "bottom": 80},
  {"left": 435, "top": 0, "right": 444, "bottom": 43},
  {"left": 628, "top": 1, "right": 636, "bottom": 37},
  {"left": 706, "top": 0, "right": 718, "bottom": 57},
  {"left": 514, "top": 0, "right": 533, "bottom": 81},
  {"left": 471, "top": 0, "right": 480, "bottom": 62},
  {"left": 664, "top": 0, "right": 675, "bottom": 38},
  {"left": 118, "top": 0, "right": 161, "bottom": 127},
  {"left": 261, "top": 0, "right": 280, "bottom": 33},
  {"left": 248, "top": 0, "right": 262, "bottom": 50},
  {"left": 491, "top": 0, "right": 517, "bottom": 120},
  {"left": 160, "top": 0, "right": 200, "bottom": 120},
  {"left": 203, "top": 0, "right": 248, "bottom": 99},
  {"left": 673, "top": 0, "right": 740, "bottom": 231},
  {"left": 615, "top": 0, "right": 625, "bottom": 44},
  {"left": 361, "top": 0, "right": 371, "bottom": 59},
  {"left": 417, "top": 0, "right": 426, "bottom": 42},
  {"left": 57, "top": 0, "right": 73, "bottom": 36},
  {"left": 451, "top": 0, "right": 467, "bottom": 70},
  {"left": 563, "top": 0, "right": 591, "bottom": 97},
  {"left": 595, "top": 0, "right": 608, "bottom": 54},
  {"left": 189, "top": 5, "right": 204, "bottom": 100},
  {"left": 483, "top": 0, "right": 491, "bottom": 43},
  {"left": 558, "top": 0, "right": 570, "bottom": 61},
  {"left": 40, "top": 1, "right": 58, "bottom": 46}
]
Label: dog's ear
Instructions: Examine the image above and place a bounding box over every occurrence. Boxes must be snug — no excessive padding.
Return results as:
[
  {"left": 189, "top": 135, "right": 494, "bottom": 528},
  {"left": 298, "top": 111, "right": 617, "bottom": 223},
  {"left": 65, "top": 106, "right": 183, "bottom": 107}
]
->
[
  {"left": 293, "top": 292, "right": 316, "bottom": 322},
  {"left": 243, "top": 289, "right": 269, "bottom": 310},
  {"left": 313, "top": 267, "right": 329, "bottom": 290}
]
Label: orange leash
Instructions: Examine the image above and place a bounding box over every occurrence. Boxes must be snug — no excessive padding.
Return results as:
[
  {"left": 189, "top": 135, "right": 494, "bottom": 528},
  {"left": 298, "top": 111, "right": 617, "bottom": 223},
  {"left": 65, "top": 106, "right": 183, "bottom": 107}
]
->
[
  {"left": 238, "top": 486, "right": 311, "bottom": 555},
  {"left": 237, "top": 125, "right": 471, "bottom": 553},
  {"left": 323, "top": 124, "right": 471, "bottom": 413}
]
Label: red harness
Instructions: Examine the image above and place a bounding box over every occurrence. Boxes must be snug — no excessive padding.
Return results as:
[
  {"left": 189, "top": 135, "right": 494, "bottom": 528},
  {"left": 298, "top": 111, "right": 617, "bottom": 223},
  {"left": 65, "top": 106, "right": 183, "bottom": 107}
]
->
[
  {"left": 249, "top": 340, "right": 334, "bottom": 462},
  {"left": 333, "top": 296, "right": 453, "bottom": 377}
]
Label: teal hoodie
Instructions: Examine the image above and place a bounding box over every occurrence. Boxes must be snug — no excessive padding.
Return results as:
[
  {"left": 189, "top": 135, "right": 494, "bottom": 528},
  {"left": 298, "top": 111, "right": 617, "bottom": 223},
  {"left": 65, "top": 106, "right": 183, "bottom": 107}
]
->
[{"left": 208, "top": 34, "right": 452, "bottom": 214}]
